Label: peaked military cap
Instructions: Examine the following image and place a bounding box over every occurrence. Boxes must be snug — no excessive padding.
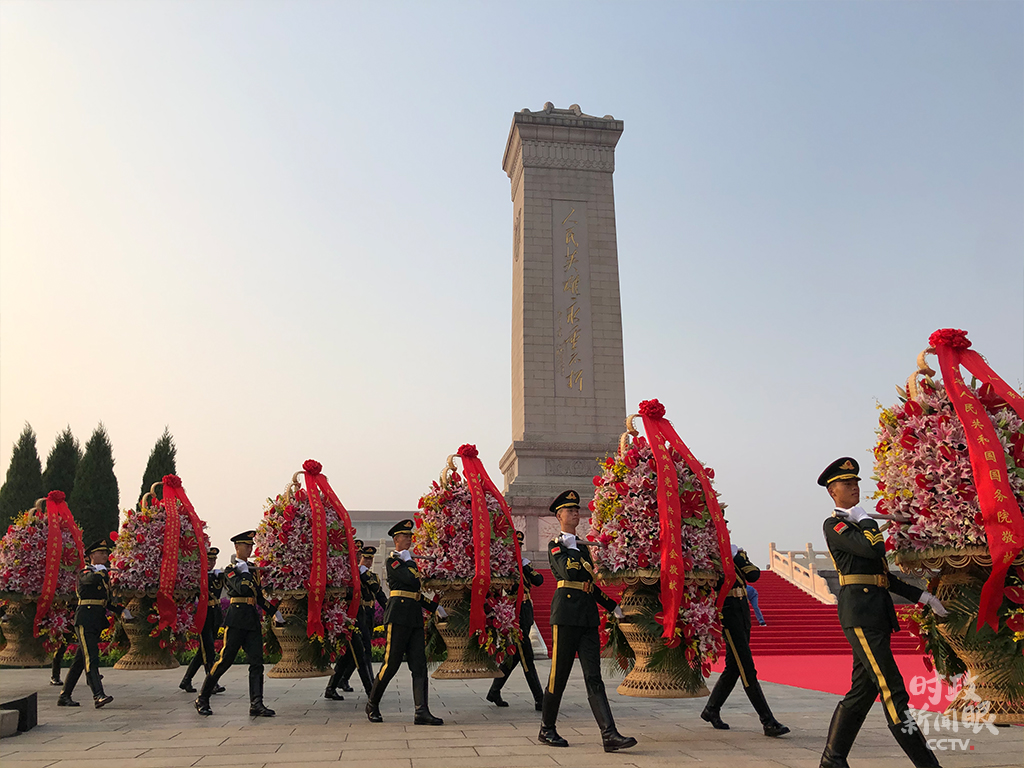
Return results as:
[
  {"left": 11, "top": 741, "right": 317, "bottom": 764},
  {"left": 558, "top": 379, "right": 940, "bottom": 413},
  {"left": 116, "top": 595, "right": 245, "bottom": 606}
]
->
[
  {"left": 516, "top": 530, "right": 525, "bottom": 543},
  {"left": 818, "top": 457, "right": 861, "bottom": 487},
  {"left": 206, "top": 546, "right": 220, "bottom": 558},
  {"left": 353, "top": 538, "right": 364, "bottom": 551},
  {"left": 85, "top": 537, "right": 113, "bottom": 555},
  {"left": 231, "top": 530, "right": 257, "bottom": 545},
  {"left": 360, "top": 545, "right": 377, "bottom": 557},
  {"left": 550, "top": 489, "right": 581, "bottom": 514},
  {"left": 388, "top": 519, "right": 414, "bottom": 537}
]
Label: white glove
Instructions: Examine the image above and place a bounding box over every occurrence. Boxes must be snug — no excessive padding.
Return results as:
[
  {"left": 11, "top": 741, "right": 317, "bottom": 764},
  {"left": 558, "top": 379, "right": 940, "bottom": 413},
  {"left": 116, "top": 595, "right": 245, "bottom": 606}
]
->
[
  {"left": 846, "top": 506, "right": 871, "bottom": 523},
  {"left": 234, "top": 560, "right": 249, "bottom": 573},
  {"left": 561, "top": 533, "right": 578, "bottom": 550},
  {"left": 274, "top": 610, "right": 285, "bottom": 624},
  {"left": 919, "top": 591, "right": 948, "bottom": 617},
  {"left": 213, "top": 568, "right": 223, "bottom": 575},
  {"left": 359, "top": 565, "right": 368, "bottom": 574},
  {"left": 399, "top": 550, "right": 413, "bottom": 562},
  {"left": 121, "top": 608, "right": 132, "bottom": 621},
  {"left": 613, "top": 606, "right": 624, "bottom": 619},
  {"left": 92, "top": 564, "right": 107, "bottom": 571},
  {"left": 436, "top": 605, "right": 448, "bottom": 619},
  {"left": 522, "top": 558, "right": 531, "bottom": 567}
]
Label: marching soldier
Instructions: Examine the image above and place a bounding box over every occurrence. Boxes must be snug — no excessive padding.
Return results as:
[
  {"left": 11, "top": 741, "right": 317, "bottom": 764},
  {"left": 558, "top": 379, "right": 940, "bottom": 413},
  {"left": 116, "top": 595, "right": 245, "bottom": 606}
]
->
[
  {"left": 357, "top": 545, "right": 388, "bottom": 675},
  {"left": 700, "top": 544, "right": 790, "bottom": 737},
  {"left": 49, "top": 633, "right": 71, "bottom": 687},
  {"left": 818, "top": 457, "right": 945, "bottom": 768},
  {"left": 179, "top": 547, "right": 226, "bottom": 695},
  {"left": 539, "top": 490, "right": 636, "bottom": 753},
  {"left": 59, "top": 536, "right": 125, "bottom": 708},
  {"left": 487, "top": 530, "right": 545, "bottom": 710},
  {"left": 195, "top": 531, "right": 278, "bottom": 718},
  {"left": 364, "top": 519, "right": 444, "bottom": 726},
  {"left": 325, "top": 540, "right": 385, "bottom": 699}
]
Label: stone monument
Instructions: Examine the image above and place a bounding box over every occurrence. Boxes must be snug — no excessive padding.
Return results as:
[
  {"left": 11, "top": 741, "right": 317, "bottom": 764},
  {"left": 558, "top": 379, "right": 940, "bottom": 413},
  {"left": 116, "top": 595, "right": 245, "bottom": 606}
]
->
[{"left": 499, "top": 103, "right": 627, "bottom": 555}]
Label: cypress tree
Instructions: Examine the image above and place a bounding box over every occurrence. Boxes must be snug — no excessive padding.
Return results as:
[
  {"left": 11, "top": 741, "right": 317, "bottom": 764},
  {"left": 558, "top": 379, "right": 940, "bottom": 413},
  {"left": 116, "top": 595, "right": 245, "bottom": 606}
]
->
[
  {"left": 0, "top": 424, "right": 45, "bottom": 531},
  {"left": 42, "top": 427, "right": 82, "bottom": 497},
  {"left": 70, "top": 425, "right": 120, "bottom": 545},
  {"left": 138, "top": 427, "right": 177, "bottom": 508}
]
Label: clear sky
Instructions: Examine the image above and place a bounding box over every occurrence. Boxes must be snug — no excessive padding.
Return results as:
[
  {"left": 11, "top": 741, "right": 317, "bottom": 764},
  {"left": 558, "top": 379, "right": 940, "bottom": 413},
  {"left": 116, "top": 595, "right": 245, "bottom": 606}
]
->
[{"left": 2, "top": 1, "right": 1022, "bottom": 562}]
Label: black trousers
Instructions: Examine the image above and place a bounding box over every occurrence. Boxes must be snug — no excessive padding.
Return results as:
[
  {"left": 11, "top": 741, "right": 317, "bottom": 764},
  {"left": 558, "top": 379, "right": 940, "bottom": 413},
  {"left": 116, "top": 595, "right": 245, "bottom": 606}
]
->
[
  {"left": 200, "top": 625, "right": 264, "bottom": 702},
  {"left": 62, "top": 625, "right": 104, "bottom": 699},
  {"left": 375, "top": 622, "right": 427, "bottom": 691},
  {"left": 841, "top": 625, "right": 910, "bottom": 726},
  {"left": 490, "top": 604, "right": 543, "bottom": 702},
  {"left": 706, "top": 601, "right": 775, "bottom": 722},
  {"left": 329, "top": 632, "right": 373, "bottom": 693},
  {"left": 184, "top": 620, "right": 217, "bottom": 681},
  {"left": 51, "top": 635, "right": 70, "bottom": 679},
  {"left": 542, "top": 624, "right": 606, "bottom": 727},
  {"left": 337, "top": 607, "right": 375, "bottom": 686}
]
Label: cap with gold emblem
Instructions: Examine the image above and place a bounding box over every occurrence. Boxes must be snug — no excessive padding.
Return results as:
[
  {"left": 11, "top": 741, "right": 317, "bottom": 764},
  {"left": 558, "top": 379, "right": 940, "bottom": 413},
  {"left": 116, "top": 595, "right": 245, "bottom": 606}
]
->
[
  {"left": 388, "top": 519, "right": 414, "bottom": 537},
  {"left": 230, "top": 530, "right": 257, "bottom": 545},
  {"left": 817, "top": 457, "right": 861, "bottom": 487},
  {"left": 549, "top": 489, "right": 581, "bottom": 514},
  {"left": 515, "top": 530, "right": 525, "bottom": 544},
  {"left": 353, "top": 538, "right": 364, "bottom": 551},
  {"left": 85, "top": 537, "right": 113, "bottom": 556},
  {"left": 206, "top": 546, "right": 220, "bottom": 558},
  {"left": 360, "top": 545, "right": 377, "bottom": 557}
]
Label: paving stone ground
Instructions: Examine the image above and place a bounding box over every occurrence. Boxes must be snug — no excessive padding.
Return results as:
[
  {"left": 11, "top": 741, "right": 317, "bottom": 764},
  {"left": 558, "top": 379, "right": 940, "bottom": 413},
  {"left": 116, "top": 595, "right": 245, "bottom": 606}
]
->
[{"left": 0, "top": 661, "right": 1019, "bottom": 768}]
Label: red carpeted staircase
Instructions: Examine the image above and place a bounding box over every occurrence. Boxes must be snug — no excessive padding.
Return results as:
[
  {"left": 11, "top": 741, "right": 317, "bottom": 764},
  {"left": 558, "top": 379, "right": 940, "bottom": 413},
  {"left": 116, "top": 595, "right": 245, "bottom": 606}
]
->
[{"left": 529, "top": 569, "right": 919, "bottom": 658}]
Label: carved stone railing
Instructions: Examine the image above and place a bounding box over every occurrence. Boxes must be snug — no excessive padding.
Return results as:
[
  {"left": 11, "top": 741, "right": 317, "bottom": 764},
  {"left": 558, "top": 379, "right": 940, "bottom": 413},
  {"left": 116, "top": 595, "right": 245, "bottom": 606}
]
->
[{"left": 768, "top": 542, "right": 837, "bottom": 605}]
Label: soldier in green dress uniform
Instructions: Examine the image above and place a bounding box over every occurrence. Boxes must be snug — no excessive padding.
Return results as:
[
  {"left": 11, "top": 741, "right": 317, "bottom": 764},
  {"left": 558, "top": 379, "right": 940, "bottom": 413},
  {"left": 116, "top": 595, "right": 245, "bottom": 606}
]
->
[
  {"left": 364, "top": 519, "right": 444, "bottom": 726},
  {"left": 701, "top": 544, "right": 789, "bottom": 736},
  {"left": 179, "top": 546, "right": 226, "bottom": 694},
  {"left": 487, "top": 530, "right": 546, "bottom": 710},
  {"left": 325, "top": 541, "right": 386, "bottom": 699},
  {"left": 59, "top": 536, "right": 124, "bottom": 708},
  {"left": 195, "top": 531, "right": 279, "bottom": 718},
  {"left": 818, "top": 457, "right": 946, "bottom": 768},
  {"left": 539, "top": 491, "right": 636, "bottom": 753}
]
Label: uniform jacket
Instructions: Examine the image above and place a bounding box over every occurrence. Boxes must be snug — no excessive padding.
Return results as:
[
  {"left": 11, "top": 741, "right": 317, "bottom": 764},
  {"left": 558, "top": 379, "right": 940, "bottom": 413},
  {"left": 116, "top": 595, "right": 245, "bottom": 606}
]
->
[
  {"left": 204, "top": 569, "right": 225, "bottom": 629},
  {"left": 358, "top": 568, "right": 388, "bottom": 631},
  {"left": 512, "top": 562, "right": 545, "bottom": 629},
  {"left": 74, "top": 566, "right": 123, "bottom": 631},
  {"left": 823, "top": 515, "right": 923, "bottom": 631},
  {"left": 548, "top": 537, "right": 617, "bottom": 627},
  {"left": 222, "top": 563, "right": 271, "bottom": 631},
  {"left": 720, "top": 550, "right": 761, "bottom": 630},
  {"left": 382, "top": 552, "right": 439, "bottom": 627}
]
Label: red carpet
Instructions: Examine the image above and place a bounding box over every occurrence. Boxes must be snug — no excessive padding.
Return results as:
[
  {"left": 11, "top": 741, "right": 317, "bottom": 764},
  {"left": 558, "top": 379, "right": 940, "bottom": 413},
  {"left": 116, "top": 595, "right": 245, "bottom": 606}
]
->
[{"left": 533, "top": 568, "right": 947, "bottom": 711}]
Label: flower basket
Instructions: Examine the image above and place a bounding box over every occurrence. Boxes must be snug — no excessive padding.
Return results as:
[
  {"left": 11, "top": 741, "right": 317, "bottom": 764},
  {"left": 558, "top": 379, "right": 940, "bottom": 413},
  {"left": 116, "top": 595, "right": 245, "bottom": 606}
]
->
[
  {"left": 874, "top": 330, "right": 1024, "bottom": 724},
  {"left": 589, "top": 400, "right": 732, "bottom": 698},
  {"left": 110, "top": 477, "right": 212, "bottom": 670},
  {"left": 254, "top": 461, "right": 360, "bottom": 679},
  {"left": 0, "top": 494, "right": 84, "bottom": 667},
  {"left": 415, "top": 445, "right": 525, "bottom": 679}
]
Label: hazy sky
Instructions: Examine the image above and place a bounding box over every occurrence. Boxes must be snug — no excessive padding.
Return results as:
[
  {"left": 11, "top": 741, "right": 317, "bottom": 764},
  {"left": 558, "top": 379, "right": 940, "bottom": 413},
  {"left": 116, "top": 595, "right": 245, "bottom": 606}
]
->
[{"left": 2, "top": 1, "right": 1022, "bottom": 562}]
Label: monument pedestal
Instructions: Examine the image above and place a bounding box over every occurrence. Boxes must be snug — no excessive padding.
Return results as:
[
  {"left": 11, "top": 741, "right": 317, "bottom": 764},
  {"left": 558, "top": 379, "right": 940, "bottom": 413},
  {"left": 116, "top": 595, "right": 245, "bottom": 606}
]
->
[{"left": 500, "top": 103, "right": 627, "bottom": 554}]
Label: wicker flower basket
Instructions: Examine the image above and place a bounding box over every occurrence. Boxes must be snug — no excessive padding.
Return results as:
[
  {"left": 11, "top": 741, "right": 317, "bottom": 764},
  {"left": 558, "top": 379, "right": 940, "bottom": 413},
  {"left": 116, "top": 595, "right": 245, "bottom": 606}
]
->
[
  {"left": 113, "top": 593, "right": 182, "bottom": 670},
  {"left": 423, "top": 578, "right": 516, "bottom": 680},
  {"left": 266, "top": 589, "right": 351, "bottom": 679},
  {"left": 0, "top": 599, "right": 49, "bottom": 668}
]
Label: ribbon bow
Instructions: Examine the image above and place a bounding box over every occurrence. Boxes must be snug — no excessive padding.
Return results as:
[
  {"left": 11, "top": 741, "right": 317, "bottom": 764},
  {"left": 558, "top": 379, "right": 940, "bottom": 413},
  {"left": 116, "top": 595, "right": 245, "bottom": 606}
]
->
[
  {"left": 34, "top": 491, "right": 85, "bottom": 638},
  {"left": 155, "top": 475, "right": 210, "bottom": 635}
]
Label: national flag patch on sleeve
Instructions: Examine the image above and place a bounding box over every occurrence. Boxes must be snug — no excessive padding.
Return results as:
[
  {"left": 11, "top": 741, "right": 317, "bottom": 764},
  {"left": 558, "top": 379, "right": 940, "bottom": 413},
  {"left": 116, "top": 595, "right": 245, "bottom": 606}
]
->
[
  {"left": 550, "top": 547, "right": 560, "bottom": 555},
  {"left": 833, "top": 522, "right": 848, "bottom": 534},
  {"left": 390, "top": 560, "right": 400, "bottom": 568}
]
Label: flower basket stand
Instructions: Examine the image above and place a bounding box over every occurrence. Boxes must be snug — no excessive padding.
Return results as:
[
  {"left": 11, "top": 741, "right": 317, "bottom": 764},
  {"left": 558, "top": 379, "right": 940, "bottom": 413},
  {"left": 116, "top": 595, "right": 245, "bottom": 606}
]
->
[
  {"left": 0, "top": 600, "right": 48, "bottom": 668},
  {"left": 427, "top": 584, "right": 501, "bottom": 680},
  {"left": 114, "top": 596, "right": 179, "bottom": 670},
  {"left": 268, "top": 595, "right": 332, "bottom": 679}
]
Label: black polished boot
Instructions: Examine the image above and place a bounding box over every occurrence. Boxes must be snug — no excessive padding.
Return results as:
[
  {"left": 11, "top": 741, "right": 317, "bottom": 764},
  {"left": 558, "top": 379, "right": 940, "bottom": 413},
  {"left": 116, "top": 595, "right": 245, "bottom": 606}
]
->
[
  {"left": 179, "top": 674, "right": 197, "bottom": 693},
  {"left": 249, "top": 676, "right": 275, "bottom": 717},
  {"left": 701, "top": 706, "right": 730, "bottom": 730},
  {"left": 194, "top": 695, "right": 212, "bottom": 716},
  {"left": 486, "top": 683, "right": 509, "bottom": 708},
  {"left": 889, "top": 722, "right": 941, "bottom": 767},
  {"left": 589, "top": 692, "right": 637, "bottom": 753},
  {"left": 746, "top": 682, "right": 790, "bottom": 737},
  {"left": 365, "top": 679, "right": 384, "bottom": 722},
  {"left": 324, "top": 685, "right": 345, "bottom": 701},
  {"left": 820, "top": 703, "right": 868, "bottom": 768},
  {"left": 412, "top": 676, "right": 443, "bottom": 725},
  {"left": 57, "top": 694, "right": 79, "bottom": 707},
  {"left": 93, "top": 693, "right": 113, "bottom": 709},
  {"left": 524, "top": 666, "right": 545, "bottom": 711},
  {"left": 538, "top": 690, "right": 569, "bottom": 746}
]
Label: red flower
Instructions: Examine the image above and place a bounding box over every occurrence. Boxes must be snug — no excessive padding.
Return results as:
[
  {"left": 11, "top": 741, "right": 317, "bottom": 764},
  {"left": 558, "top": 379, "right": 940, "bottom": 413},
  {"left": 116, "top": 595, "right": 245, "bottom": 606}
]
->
[
  {"left": 604, "top": 457, "right": 615, "bottom": 468},
  {"left": 928, "top": 328, "right": 971, "bottom": 350},
  {"left": 46, "top": 490, "right": 66, "bottom": 504},
  {"left": 614, "top": 482, "right": 629, "bottom": 496},
  {"left": 302, "top": 459, "right": 323, "bottom": 475},
  {"left": 328, "top": 529, "right": 346, "bottom": 552},
  {"left": 162, "top": 474, "right": 183, "bottom": 489},
  {"left": 976, "top": 383, "right": 1008, "bottom": 413},
  {"left": 637, "top": 553, "right": 649, "bottom": 568},
  {"left": 109, "top": 531, "right": 118, "bottom": 542},
  {"left": 587, "top": 500, "right": 596, "bottom": 511},
  {"left": 638, "top": 399, "right": 666, "bottom": 419},
  {"left": 1006, "top": 612, "right": 1024, "bottom": 633},
  {"left": 592, "top": 476, "right": 603, "bottom": 487},
  {"left": 492, "top": 515, "right": 510, "bottom": 538},
  {"left": 1004, "top": 586, "right": 1024, "bottom": 605},
  {"left": 457, "top": 444, "right": 479, "bottom": 459}
]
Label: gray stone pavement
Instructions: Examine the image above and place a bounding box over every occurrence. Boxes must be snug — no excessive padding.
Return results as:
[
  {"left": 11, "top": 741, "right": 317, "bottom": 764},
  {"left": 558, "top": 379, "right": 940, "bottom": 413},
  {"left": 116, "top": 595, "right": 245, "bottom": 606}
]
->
[{"left": 0, "top": 661, "right": 1019, "bottom": 768}]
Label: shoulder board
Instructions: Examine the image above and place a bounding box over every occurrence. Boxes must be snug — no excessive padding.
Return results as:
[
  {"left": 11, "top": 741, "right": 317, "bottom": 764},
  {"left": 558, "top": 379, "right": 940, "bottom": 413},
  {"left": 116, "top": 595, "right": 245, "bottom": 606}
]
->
[{"left": 833, "top": 522, "right": 848, "bottom": 534}]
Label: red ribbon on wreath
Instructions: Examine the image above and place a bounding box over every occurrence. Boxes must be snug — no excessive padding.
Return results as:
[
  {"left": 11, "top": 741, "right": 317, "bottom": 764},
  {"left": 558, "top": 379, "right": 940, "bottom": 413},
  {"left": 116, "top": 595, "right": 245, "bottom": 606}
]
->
[
  {"left": 928, "top": 329, "right": 1024, "bottom": 631},
  {"left": 456, "top": 444, "right": 525, "bottom": 640},
  {"left": 301, "top": 460, "right": 361, "bottom": 639},
  {"left": 156, "top": 475, "right": 209, "bottom": 634},
  {"left": 638, "top": 399, "right": 734, "bottom": 643},
  {"left": 34, "top": 490, "right": 85, "bottom": 638}
]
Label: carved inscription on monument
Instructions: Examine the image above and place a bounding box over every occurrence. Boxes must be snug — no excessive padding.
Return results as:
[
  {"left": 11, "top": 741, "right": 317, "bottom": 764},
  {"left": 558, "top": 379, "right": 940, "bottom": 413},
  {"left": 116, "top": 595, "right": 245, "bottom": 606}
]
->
[{"left": 552, "top": 200, "right": 593, "bottom": 397}]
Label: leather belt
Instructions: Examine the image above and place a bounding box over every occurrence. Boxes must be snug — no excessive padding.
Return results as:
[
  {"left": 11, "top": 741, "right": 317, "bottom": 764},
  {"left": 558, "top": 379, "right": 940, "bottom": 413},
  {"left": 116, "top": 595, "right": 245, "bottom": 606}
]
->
[
  {"left": 557, "top": 580, "right": 593, "bottom": 593},
  {"left": 390, "top": 590, "right": 421, "bottom": 600},
  {"left": 77, "top": 599, "right": 107, "bottom": 606},
  {"left": 361, "top": 600, "right": 375, "bottom": 608},
  {"left": 728, "top": 587, "right": 747, "bottom": 599},
  {"left": 208, "top": 599, "right": 219, "bottom": 606},
  {"left": 230, "top": 597, "right": 257, "bottom": 605},
  {"left": 839, "top": 573, "right": 889, "bottom": 588}
]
